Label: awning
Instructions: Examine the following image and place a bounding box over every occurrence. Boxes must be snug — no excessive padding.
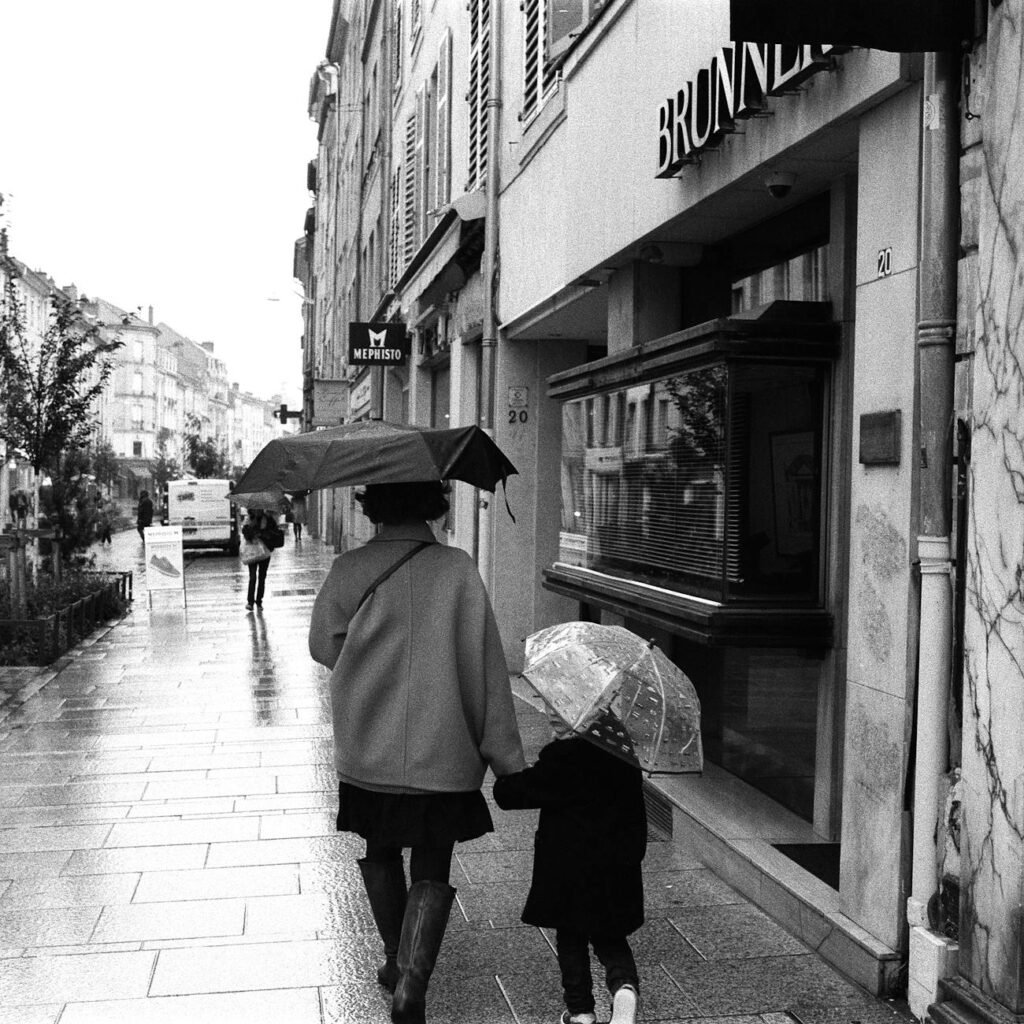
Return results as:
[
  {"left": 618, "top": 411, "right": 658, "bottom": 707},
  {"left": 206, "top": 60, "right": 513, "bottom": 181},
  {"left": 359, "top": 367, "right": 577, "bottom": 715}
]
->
[{"left": 729, "top": 0, "right": 972, "bottom": 52}]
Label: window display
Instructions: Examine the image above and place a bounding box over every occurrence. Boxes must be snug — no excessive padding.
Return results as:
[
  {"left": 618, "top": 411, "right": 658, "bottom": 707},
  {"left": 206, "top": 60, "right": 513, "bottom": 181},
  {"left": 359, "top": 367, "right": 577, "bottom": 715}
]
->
[{"left": 558, "top": 361, "right": 827, "bottom": 604}]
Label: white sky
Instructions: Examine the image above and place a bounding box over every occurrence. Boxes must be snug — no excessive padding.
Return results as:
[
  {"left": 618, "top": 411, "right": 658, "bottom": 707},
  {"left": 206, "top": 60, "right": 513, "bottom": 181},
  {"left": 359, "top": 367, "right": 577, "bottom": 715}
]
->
[{"left": 0, "top": 0, "right": 333, "bottom": 403}]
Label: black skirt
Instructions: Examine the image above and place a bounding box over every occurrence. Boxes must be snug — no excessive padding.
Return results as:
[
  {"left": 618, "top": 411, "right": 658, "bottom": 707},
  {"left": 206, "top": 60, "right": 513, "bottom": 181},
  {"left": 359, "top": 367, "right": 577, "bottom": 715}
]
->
[{"left": 336, "top": 781, "right": 494, "bottom": 847}]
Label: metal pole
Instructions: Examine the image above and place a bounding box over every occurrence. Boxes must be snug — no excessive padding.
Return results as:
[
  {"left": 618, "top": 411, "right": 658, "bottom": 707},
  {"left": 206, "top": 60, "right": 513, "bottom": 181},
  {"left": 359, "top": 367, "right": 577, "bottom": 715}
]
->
[
  {"left": 907, "top": 47, "right": 959, "bottom": 1019},
  {"left": 478, "top": 0, "right": 502, "bottom": 591}
]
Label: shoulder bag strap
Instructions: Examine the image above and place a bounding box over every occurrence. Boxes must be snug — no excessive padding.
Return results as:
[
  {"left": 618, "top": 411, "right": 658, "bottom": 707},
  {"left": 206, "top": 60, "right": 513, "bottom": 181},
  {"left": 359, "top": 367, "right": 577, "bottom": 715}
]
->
[{"left": 354, "top": 541, "right": 432, "bottom": 615}]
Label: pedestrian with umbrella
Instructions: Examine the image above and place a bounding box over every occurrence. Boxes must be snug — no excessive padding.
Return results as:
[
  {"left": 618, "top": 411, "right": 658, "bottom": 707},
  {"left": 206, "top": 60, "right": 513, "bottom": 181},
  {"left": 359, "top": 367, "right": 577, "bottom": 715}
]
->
[
  {"left": 493, "top": 621, "right": 704, "bottom": 1024},
  {"left": 308, "top": 476, "right": 525, "bottom": 1024}
]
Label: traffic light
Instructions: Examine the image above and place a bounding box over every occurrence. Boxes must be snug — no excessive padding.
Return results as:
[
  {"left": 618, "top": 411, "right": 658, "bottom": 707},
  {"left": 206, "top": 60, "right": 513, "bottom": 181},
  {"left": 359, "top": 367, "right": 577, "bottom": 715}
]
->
[{"left": 279, "top": 404, "right": 287, "bottom": 423}]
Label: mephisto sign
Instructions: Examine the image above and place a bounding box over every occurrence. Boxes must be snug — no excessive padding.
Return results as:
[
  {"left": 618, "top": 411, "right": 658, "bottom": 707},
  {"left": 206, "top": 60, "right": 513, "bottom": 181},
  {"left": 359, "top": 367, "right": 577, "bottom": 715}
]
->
[
  {"left": 656, "top": 42, "right": 843, "bottom": 177},
  {"left": 348, "top": 323, "right": 410, "bottom": 366}
]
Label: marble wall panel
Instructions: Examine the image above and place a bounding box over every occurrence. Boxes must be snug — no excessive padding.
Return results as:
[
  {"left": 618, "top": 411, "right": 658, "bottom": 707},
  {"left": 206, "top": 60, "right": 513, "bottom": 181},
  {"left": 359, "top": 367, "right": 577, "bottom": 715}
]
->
[
  {"left": 839, "top": 681, "right": 911, "bottom": 951},
  {"left": 959, "top": 2, "right": 1024, "bottom": 1013},
  {"left": 847, "top": 268, "right": 919, "bottom": 700}
]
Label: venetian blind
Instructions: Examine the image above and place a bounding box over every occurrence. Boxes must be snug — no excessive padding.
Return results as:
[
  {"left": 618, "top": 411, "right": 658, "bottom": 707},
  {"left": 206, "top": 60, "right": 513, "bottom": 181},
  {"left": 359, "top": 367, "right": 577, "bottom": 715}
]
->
[{"left": 564, "top": 369, "right": 731, "bottom": 587}]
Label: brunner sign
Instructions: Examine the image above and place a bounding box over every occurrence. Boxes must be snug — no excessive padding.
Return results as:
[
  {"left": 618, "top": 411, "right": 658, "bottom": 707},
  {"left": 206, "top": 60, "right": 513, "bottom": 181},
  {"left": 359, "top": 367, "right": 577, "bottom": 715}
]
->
[
  {"left": 348, "top": 322, "right": 410, "bottom": 366},
  {"left": 656, "top": 42, "right": 844, "bottom": 177}
]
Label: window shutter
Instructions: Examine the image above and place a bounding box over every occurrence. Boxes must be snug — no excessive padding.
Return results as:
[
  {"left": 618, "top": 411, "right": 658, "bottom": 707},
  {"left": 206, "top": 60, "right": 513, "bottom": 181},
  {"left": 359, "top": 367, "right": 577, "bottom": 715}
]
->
[
  {"left": 434, "top": 30, "right": 452, "bottom": 211},
  {"left": 403, "top": 112, "right": 417, "bottom": 261},
  {"left": 389, "top": 166, "right": 402, "bottom": 287},
  {"left": 414, "top": 83, "right": 428, "bottom": 246},
  {"left": 523, "top": 0, "right": 542, "bottom": 119},
  {"left": 467, "top": 0, "right": 490, "bottom": 190},
  {"left": 392, "top": 1, "right": 403, "bottom": 98}
]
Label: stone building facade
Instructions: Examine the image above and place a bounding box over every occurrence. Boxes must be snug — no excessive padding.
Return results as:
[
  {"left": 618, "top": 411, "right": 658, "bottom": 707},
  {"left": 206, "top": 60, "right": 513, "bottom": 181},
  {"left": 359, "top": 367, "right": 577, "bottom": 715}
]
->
[{"left": 297, "top": 3, "right": 1023, "bottom": 1020}]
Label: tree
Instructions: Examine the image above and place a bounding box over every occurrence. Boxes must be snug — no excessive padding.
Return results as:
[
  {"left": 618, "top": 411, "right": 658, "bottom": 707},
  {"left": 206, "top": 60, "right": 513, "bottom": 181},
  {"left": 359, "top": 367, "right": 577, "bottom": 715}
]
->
[
  {"left": 183, "top": 413, "right": 230, "bottom": 478},
  {"left": 149, "top": 427, "right": 180, "bottom": 499},
  {"left": 41, "top": 447, "right": 101, "bottom": 561},
  {"left": 0, "top": 271, "right": 122, "bottom": 479},
  {"left": 91, "top": 438, "right": 119, "bottom": 495}
]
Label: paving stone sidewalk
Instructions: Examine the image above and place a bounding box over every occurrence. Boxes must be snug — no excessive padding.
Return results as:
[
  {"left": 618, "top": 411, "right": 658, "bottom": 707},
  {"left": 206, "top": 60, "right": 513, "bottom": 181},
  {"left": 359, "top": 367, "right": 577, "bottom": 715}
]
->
[{"left": 0, "top": 530, "right": 912, "bottom": 1023}]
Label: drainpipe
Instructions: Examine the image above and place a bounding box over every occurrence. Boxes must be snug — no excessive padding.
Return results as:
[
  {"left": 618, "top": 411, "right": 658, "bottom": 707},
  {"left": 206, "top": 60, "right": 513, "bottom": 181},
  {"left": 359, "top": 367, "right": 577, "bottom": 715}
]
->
[
  {"left": 907, "top": 48, "right": 959, "bottom": 1019},
  {"left": 477, "top": 2, "right": 502, "bottom": 589}
]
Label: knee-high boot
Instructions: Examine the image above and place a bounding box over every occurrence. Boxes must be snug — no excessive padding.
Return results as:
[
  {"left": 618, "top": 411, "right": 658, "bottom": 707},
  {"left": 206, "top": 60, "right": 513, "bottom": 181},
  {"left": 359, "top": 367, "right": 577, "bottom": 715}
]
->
[
  {"left": 357, "top": 857, "right": 408, "bottom": 993},
  {"left": 391, "top": 880, "right": 456, "bottom": 1024}
]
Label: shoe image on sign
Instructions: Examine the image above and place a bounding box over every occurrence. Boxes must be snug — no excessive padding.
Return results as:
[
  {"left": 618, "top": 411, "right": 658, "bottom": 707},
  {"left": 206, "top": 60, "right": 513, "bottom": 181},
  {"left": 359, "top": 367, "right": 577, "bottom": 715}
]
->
[{"left": 149, "top": 554, "right": 180, "bottom": 577}]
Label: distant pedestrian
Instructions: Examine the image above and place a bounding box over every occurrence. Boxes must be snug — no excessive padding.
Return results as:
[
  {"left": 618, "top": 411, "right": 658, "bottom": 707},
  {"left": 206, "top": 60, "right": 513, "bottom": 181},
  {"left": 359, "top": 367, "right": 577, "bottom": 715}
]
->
[
  {"left": 10, "top": 489, "right": 29, "bottom": 528},
  {"left": 308, "top": 480, "right": 525, "bottom": 1023},
  {"left": 136, "top": 490, "right": 153, "bottom": 541},
  {"left": 96, "top": 498, "right": 113, "bottom": 545},
  {"left": 241, "top": 508, "right": 283, "bottom": 610},
  {"left": 290, "top": 490, "right": 307, "bottom": 539},
  {"left": 493, "top": 704, "right": 646, "bottom": 1024}
]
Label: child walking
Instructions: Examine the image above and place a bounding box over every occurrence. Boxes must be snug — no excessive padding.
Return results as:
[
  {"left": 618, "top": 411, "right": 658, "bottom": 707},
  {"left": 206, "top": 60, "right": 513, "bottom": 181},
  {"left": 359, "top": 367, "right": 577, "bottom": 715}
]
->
[{"left": 493, "top": 706, "right": 645, "bottom": 1024}]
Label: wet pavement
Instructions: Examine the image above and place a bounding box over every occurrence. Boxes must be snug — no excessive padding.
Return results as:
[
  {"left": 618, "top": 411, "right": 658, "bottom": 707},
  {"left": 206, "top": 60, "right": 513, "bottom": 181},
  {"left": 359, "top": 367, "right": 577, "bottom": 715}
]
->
[{"left": 0, "top": 529, "right": 911, "bottom": 1023}]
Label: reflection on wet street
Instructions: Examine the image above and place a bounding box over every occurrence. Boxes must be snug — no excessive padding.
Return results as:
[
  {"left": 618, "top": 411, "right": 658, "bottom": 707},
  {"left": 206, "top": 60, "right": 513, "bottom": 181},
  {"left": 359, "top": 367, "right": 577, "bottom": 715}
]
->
[{"left": 0, "top": 530, "right": 905, "bottom": 1023}]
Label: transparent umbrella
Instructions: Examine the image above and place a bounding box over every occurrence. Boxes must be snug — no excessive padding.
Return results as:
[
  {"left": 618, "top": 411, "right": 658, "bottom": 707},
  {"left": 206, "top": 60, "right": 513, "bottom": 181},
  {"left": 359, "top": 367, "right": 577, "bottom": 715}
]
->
[{"left": 521, "top": 621, "right": 703, "bottom": 774}]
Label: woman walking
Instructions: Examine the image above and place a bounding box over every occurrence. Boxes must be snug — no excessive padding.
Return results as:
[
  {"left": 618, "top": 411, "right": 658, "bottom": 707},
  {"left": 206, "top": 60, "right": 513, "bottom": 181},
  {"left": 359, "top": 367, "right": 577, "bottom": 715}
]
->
[
  {"left": 242, "top": 508, "right": 282, "bottom": 611},
  {"left": 309, "top": 480, "right": 525, "bottom": 1023}
]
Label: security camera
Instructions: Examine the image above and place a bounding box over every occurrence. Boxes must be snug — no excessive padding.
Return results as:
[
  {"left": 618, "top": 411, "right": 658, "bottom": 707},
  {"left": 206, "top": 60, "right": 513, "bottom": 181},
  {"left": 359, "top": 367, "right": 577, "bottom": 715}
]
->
[{"left": 765, "top": 171, "right": 796, "bottom": 199}]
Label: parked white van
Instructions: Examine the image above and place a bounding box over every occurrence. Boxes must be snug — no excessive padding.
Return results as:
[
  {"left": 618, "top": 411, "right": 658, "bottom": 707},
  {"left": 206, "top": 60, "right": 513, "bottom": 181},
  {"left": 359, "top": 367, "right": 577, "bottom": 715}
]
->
[{"left": 163, "top": 478, "right": 240, "bottom": 555}]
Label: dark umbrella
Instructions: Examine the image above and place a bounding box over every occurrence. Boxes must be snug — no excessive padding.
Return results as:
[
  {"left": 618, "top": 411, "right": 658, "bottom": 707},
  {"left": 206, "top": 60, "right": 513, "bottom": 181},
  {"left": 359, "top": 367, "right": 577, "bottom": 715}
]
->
[{"left": 231, "top": 421, "right": 517, "bottom": 507}]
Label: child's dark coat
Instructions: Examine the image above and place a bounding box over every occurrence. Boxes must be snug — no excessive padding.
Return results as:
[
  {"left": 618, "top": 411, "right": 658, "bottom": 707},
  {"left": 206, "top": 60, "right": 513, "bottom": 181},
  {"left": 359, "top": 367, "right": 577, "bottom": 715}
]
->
[{"left": 493, "top": 735, "right": 646, "bottom": 935}]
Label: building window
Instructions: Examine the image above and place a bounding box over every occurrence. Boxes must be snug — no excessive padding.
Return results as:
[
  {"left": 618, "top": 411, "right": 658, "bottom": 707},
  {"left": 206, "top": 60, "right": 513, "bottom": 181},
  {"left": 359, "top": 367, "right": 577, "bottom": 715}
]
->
[
  {"left": 132, "top": 371, "right": 143, "bottom": 394},
  {"left": 557, "top": 359, "right": 828, "bottom": 604},
  {"left": 547, "top": 0, "right": 610, "bottom": 63},
  {"left": 133, "top": 441, "right": 142, "bottom": 457},
  {"left": 732, "top": 243, "right": 829, "bottom": 313}
]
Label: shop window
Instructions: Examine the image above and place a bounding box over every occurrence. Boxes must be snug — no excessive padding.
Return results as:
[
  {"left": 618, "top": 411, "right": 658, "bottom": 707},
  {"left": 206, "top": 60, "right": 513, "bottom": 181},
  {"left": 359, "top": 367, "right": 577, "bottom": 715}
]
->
[
  {"left": 558, "top": 359, "right": 827, "bottom": 604},
  {"left": 663, "top": 636, "right": 821, "bottom": 821}
]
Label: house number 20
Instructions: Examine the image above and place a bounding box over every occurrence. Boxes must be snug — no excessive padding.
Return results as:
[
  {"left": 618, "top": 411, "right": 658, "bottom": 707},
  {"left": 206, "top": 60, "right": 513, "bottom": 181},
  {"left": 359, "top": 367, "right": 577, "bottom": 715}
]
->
[
  {"left": 877, "top": 247, "right": 893, "bottom": 277},
  {"left": 508, "top": 409, "right": 528, "bottom": 424}
]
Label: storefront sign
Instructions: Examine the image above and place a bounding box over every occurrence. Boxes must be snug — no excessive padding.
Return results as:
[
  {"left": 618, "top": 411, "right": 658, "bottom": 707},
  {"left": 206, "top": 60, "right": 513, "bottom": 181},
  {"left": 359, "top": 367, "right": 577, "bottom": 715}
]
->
[
  {"left": 348, "top": 323, "right": 409, "bottom": 365},
  {"left": 312, "top": 379, "right": 348, "bottom": 426},
  {"left": 350, "top": 376, "right": 373, "bottom": 415},
  {"left": 656, "top": 42, "right": 841, "bottom": 177}
]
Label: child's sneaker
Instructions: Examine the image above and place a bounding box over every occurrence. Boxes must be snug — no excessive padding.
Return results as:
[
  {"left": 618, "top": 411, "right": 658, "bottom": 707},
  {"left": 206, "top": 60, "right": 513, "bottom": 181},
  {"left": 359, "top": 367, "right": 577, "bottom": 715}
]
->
[
  {"left": 559, "top": 1013, "right": 597, "bottom": 1024},
  {"left": 610, "top": 983, "right": 639, "bottom": 1023}
]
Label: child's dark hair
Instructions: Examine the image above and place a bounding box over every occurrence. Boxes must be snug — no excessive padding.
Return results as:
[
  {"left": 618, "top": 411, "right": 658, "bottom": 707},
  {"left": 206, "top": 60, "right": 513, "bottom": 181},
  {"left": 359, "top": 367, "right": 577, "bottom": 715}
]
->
[{"left": 356, "top": 481, "right": 450, "bottom": 524}]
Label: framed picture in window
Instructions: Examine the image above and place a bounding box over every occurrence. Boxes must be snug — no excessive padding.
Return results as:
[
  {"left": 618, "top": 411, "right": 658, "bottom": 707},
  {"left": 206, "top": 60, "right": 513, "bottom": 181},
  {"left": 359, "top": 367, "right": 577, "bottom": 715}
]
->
[{"left": 770, "top": 431, "right": 816, "bottom": 557}]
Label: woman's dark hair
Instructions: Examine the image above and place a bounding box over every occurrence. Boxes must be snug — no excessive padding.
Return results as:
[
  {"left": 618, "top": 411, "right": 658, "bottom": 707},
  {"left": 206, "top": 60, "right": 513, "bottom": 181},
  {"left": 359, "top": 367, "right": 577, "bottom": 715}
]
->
[{"left": 356, "top": 481, "right": 450, "bottom": 524}]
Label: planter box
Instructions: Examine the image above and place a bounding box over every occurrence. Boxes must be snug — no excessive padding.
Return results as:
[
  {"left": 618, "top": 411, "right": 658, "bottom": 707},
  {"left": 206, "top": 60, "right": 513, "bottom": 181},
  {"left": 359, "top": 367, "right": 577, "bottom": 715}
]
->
[{"left": 0, "top": 571, "right": 132, "bottom": 666}]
